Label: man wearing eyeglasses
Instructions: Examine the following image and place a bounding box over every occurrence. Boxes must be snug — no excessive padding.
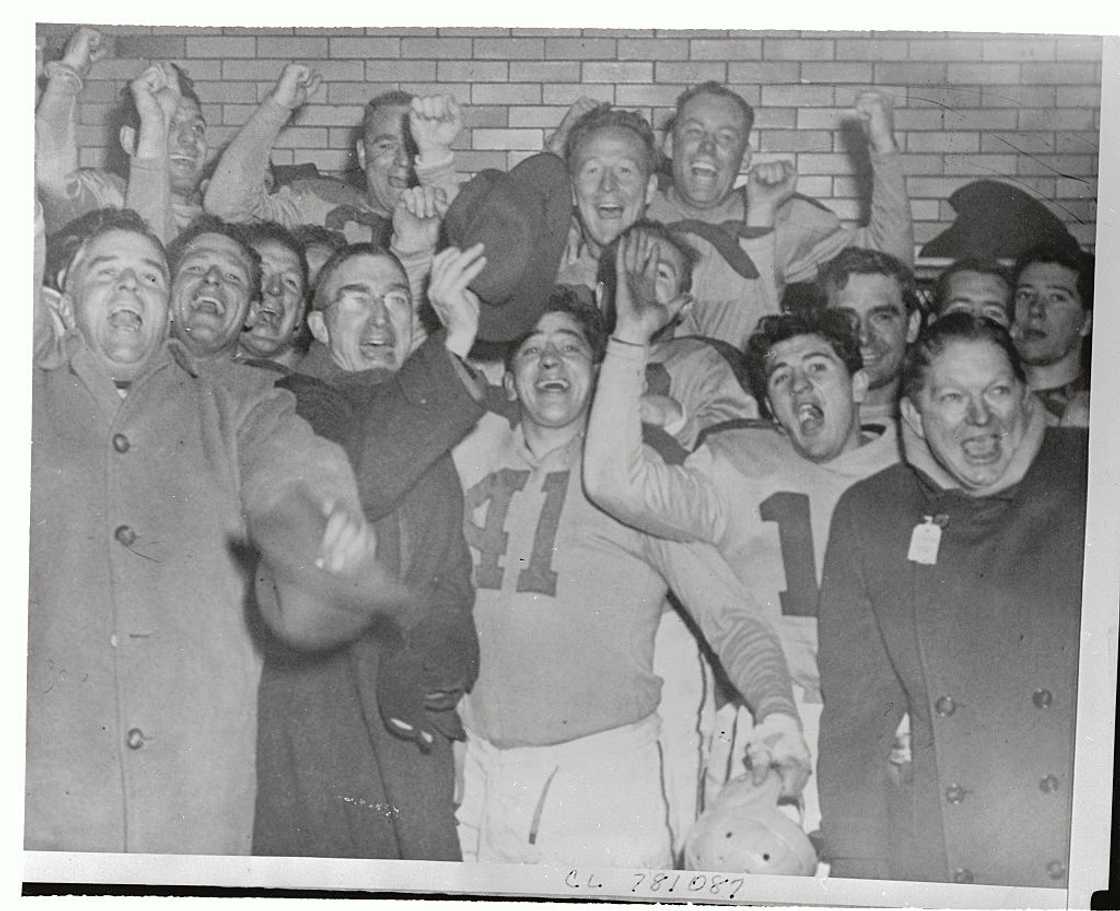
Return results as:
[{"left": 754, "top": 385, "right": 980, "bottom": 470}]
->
[{"left": 252, "top": 225, "right": 491, "bottom": 860}]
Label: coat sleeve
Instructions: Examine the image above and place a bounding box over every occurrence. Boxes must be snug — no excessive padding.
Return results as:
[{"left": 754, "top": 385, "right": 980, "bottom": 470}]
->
[
  {"left": 646, "top": 537, "right": 798, "bottom": 724},
  {"left": 354, "top": 332, "right": 486, "bottom": 520},
  {"left": 816, "top": 488, "right": 906, "bottom": 879},
  {"left": 583, "top": 338, "right": 728, "bottom": 543}
]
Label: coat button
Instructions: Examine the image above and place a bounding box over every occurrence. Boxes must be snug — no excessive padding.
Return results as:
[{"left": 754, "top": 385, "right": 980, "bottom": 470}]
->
[
  {"left": 945, "top": 784, "right": 966, "bottom": 804},
  {"left": 1047, "top": 860, "right": 1067, "bottom": 880},
  {"left": 114, "top": 525, "right": 137, "bottom": 546},
  {"left": 952, "top": 868, "right": 974, "bottom": 884},
  {"left": 112, "top": 433, "right": 130, "bottom": 453},
  {"left": 1033, "top": 688, "right": 1053, "bottom": 709},
  {"left": 126, "top": 728, "right": 145, "bottom": 750},
  {"left": 109, "top": 633, "right": 119, "bottom": 648},
  {"left": 935, "top": 695, "right": 956, "bottom": 717},
  {"left": 1039, "top": 774, "right": 1060, "bottom": 793}
]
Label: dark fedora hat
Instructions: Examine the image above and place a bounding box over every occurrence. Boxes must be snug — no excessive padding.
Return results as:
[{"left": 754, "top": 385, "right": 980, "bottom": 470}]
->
[
  {"left": 443, "top": 152, "right": 573, "bottom": 343},
  {"left": 921, "top": 179, "right": 1080, "bottom": 260}
]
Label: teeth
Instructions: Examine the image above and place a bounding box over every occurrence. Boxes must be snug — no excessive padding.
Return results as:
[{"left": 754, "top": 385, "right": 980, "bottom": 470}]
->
[
  {"left": 109, "top": 310, "right": 141, "bottom": 330},
  {"left": 193, "top": 295, "right": 224, "bottom": 315}
]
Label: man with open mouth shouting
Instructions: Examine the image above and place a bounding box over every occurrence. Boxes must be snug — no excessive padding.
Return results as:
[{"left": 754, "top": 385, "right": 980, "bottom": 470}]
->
[{"left": 239, "top": 222, "right": 312, "bottom": 371}]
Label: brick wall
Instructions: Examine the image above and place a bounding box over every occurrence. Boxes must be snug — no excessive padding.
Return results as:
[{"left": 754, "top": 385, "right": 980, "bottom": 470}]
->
[{"left": 35, "top": 25, "right": 1103, "bottom": 251}]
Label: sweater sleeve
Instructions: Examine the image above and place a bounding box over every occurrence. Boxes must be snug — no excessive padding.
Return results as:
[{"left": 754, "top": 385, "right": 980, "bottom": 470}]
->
[
  {"left": 125, "top": 156, "right": 174, "bottom": 245},
  {"left": 647, "top": 538, "right": 798, "bottom": 723},
  {"left": 584, "top": 338, "right": 728, "bottom": 543},
  {"left": 816, "top": 489, "right": 906, "bottom": 878}
]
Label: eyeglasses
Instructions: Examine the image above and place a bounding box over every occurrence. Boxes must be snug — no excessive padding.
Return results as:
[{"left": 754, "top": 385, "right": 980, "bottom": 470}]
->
[{"left": 323, "top": 287, "right": 412, "bottom": 315}]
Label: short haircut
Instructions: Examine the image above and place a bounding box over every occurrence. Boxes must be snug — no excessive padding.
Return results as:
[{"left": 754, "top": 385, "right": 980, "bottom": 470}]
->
[
  {"left": 673, "top": 81, "right": 755, "bottom": 137},
  {"left": 745, "top": 308, "right": 864, "bottom": 420},
  {"left": 362, "top": 90, "right": 415, "bottom": 141},
  {"left": 931, "top": 256, "right": 1013, "bottom": 318},
  {"left": 166, "top": 214, "right": 262, "bottom": 300},
  {"left": 291, "top": 224, "right": 348, "bottom": 255},
  {"left": 1013, "top": 243, "right": 1095, "bottom": 311},
  {"left": 46, "top": 208, "right": 163, "bottom": 292},
  {"left": 564, "top": 106, "right": 660, "bottom": 178},
  {"left": 901, "top": 311, "right": 1026, "bottom": 403},
  {"left": 119, "top": 63, "right": 201, "bottom": 135},
  {"left": 596, "top": 219, "right": 700, "bottom": 335},
  {"left": 504, "top": 286, "right": 608, "bottom": 372},
  {"left": 311, "top": 243, "right": 408, "bottom": 311},
  {"left": 819, "top": 246, "right": 922, "bottom": 316},
  {"left": 241, "top": 221, "right": 310, "bottom": 296}
]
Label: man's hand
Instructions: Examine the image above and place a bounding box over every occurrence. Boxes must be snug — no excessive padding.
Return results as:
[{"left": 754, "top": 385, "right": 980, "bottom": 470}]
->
[
  {"left": 391, "top": 184, "right": 448, "bottom": 257},
  {"left": 60, "top": 26, "right": 106, "bottom": 78},
  {"left": 546, "top": 96, "right": 603, "bottom": 157},
  {"left": 410, "top": 95, "right": 463, "bottom": 160},
  {"left": 270, "top": 63, "right": 322, "bottom": 112},
  {"left": 744, "top": 712, "right": 812, "bottom": 799},
  {"left": 314, "top": 500, "right": 376, "bottom": 575},
  {"left": 130, "top": 64, "right": 180, "bottom": 130},
  {"left": 613, "top": 229, "right": 682, "bottom": 346},
  {"left": 853, "top": 90, "right": 897, "bottom": 155},
  {"left": 428, "top": 244, "right": 486, "bottom": 360},
  {"left": 745, "top": 160, "right": 798, "bottom": 229}
]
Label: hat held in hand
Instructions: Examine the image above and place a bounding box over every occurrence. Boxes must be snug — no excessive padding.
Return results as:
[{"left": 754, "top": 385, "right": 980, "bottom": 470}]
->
[{"left": 443, "top": 152, "right": 572, "bottom": 343}]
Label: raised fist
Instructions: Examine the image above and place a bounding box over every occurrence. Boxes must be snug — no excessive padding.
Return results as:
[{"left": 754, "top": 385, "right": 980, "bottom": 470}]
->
[
  {"left": 391, "top": 184, "right": 449, "bottom": 257},
  {"left": 852, "top": 90, "right": 897, "bottom": 154},
  {"left": 546, "top": 96, "right": 605, "bottom": 157},
  {"left": 61, "top": 26, "right": 106, "bottom": 78},
  {"left": 745, "top": 159, "right": 798, "bottom": 227},
  {"left": 130, "top": 63, "right": 181, "bottom": 128},
  {"left": 409, "top": 95, "right": 463, "bottom": 159},
  {"left": 271, "top": 63, "right": 322, "bottom": 112}
]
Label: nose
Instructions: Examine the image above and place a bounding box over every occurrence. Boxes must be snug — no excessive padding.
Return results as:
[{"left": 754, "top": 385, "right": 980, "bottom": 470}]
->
[
  {"left": 116, "top": 268, "right": 139, "bottom": 290},
  {"left": 264, "top": 273, "right": 283, "bottom": 297},
  {"left": 790, "top": 368, "right": 811, "bottom": 393},
  {"left": 965, "top": 395, "right": 991, "bottom": 426},
  {"left": 540, "top": 345, "right": 561, "bottom": 367},
  {"left": 368, "top": 296, "right": 389, "bottom": 326},
  {"left": 394, "top": 142, "right": 410, "bottom": 168},
  {"left": 203, "top": 265, "right": 222, "bottom": 285},
  {"left": 598, "top": 168, "right": 619, "bottom": 192},
  {"left": 858, "top": 318, "right": 873, "bottom": 347},
  {"left": 698, "top": 132, "right": 716, "bottom": 155}
]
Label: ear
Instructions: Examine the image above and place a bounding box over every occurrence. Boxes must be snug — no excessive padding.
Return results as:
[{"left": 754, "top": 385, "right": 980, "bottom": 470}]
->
[
  {"left": 44, "top": 288, "right": 75, "bottom": 332},
  {"left": 851, "top": 367, "right": 870, "bottom": 404},
  {"left": 900, "top": 396, "right": 925, "bottom": 440},
  {"left": 662, "top": 128, "right": 674, "bottom": 162},
  {"left": 307, "top": 311, "right": 330, "bottom": 346},
  {"left": 244, "top": 298, "right": 261, "bottom": 330},
  {"left": 1079, "top": 309, "right": 1093, "bottom": 338},
  {"left": 119, "top": 125, "right": 137, "bottom": 157},
  {"left": 906, "top": 307, "right": 922, "bottom": 344},
  {"left": 502, "top": 370, "right": 518, "bottom": 403},
  {"left": 593, "top": 281, "right": 606, "bottom": 311},
  {"left": 355, "top": 138, "right": 366, "bottom": 171},
  {"left": 643, "top": 171, "right": 658, "bottom": 207}
]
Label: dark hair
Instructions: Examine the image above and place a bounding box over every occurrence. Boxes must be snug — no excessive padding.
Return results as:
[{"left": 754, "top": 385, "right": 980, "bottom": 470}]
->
[
  {"left": 819, "top": 246, "right": 922, "bottom": 318},
  {"left": 673, "top": 82, "right": 755, "bottom": 137},
  {"left": 1013, "top": 243, "right": 1095, "bottom": 311},
  {"left": 46, "top": 208, "right": 164, "bottom": 292},
  {"left": 901, "top": 311, "right": 1026, "bottom": 403},
  {"left": 291, "top": 224, "right": 348, "bottom": 255},
  {"left": 118, "top": 63, "right": 201, "bottom": 135},
  {"left": 311, "top": 243, "right": 408, "bottom": 311},
  {"left": 745, "top": 308, "right": 863, "bottom": 420},
  {"left": 931, "top": 257, "right": 1013, "bottom": 318},
  {"left": 504, "top": 286, "right": 608, "bottom": 372},
  {"left": 241, "top": 221, "right": 310, "bottom": 297},
  {"left": 362, "top": 90, "right": 415, "bottom": 140},
  {"left": 596, "top": 220, "right": 700, "bottom": 335},
  {"left": 166, "top": 214, "right": 262, "bottom": 300},
  {"left": 564, "top": 106, "right": 660, "bottom": 178}
]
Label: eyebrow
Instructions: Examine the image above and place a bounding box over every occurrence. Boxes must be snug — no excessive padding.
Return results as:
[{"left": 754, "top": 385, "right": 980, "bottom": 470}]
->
[
  {"left": 87, "top": 254, "right": 168, "bottom": 276},
  {"left": 518, "top": 328, "right": 590, "bottom": 350},
  {"left": 335, "top": 281, "right": 409, "bottom": 295}
]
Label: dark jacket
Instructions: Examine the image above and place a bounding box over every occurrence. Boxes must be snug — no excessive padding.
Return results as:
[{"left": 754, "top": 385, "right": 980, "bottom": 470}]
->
[
  {"left": 817, "top": 427, "right": 1088, "bottom": 887},
  {"left": 253, "top": 333, "right": 485, "bottom": 860}
]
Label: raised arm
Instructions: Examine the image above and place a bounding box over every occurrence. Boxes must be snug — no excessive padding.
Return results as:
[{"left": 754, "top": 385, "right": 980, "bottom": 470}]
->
[
  {"left": 204, "top": 63, "right": 322, "bottom": 225},
  {"left": 122, "top": 64, "right": 181, "bottom": 244},
  {"left": 410, "top": 94, "right": 465, "bottom": 206}
]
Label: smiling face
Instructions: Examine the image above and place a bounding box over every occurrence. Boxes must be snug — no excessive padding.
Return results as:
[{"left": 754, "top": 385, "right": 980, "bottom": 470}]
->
[
  {"left": 166, "top": 96, "right": 208, "bottom": 197},
  {"left": 358, "top": 103, "right": 413, "bottom": 215},
  {"left": 241, "top": 239, "right": 306, "bottom": 359},
  {"left": 903, "top": 337, "right": 1031, "bottom": 491},
  {"left": 670, "top": 91, "right": 751, "bottom": 210},
  {"left": 505, "top": 311, "right": 597, "bottom": 434},
  {"left": 1012, "top": 261, "right": 1090, "bottom": 367},
  {"left": 170, "top": 232, "right": 255, "bottom": 358},
  {"left": 571, "top": 126, "right": 658, "bottom": 254},
  {"left": 68, "top": 229, "right": 170, "bottom": 381},
  {"left": 310, "top": 252, "right": 413, "bottom": 374},
  {"left": 939, "top": 270, "right": 1012, "bottom": 327},
  {"left": 828, "top": 273, "right": 920, "bottom": 391},
  {"left": 764, "top": 333, "right": 867, "bottom": 463}
]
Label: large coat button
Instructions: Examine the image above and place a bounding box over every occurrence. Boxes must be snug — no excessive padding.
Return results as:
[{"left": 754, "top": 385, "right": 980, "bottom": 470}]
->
[
  {"left": 1047, "top": 860, "right": 1067, "bottom": 880},
  {"left": 1039, "top": 774, "right": 1060, "bottom": 793},
  {"left": 952, "top": 868, "right": 974, "bottom": 884},
  {"left": 935, "top": 695, "right": 956, "bottom": 717},
  {"left": 114, "top": 525, "right": 137, "bottom": 546},
  {"left": 112, "top": 433, "right": 131, "bottom": 453},
  {"left": 126, "top": 728, "right": 145, "bottom": 750},
  {"left": 945, "top": 784, "right": 967, "bottom": 804},
  {"left": 1033, "top": 689, "right": 1053, "bottom": 709}
]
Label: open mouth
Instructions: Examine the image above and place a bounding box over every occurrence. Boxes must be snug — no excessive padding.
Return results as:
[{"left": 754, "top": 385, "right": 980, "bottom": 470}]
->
[
  {"left": 536, "top": 377, "right": 570, "bottom": 393},
  {"left": 191, "top": 294, "right": 225, "bottom": 317},
  {"left": 595, "top": 203, "right": 624, "bottom": 220},
  {"left": 961, "top": 435, "right": 1003, "bottom": 464},
  {"left": 1019, "top": 327, "right": 1047, "bottom": 341},
  {"left": 255, "top": 305, "right": 282, "bottom": 328},
  {"left": 360, "top": 336, "right": 394, "bottom": 356},
  {"left": 795, "top": 401, "right": 824, "bottom": 434},
  {"left": 689, "top": 161, "right": 718, "bottom": 184},
  {"left": 108, "top": 308, "right": 142, "bottom": 331}
]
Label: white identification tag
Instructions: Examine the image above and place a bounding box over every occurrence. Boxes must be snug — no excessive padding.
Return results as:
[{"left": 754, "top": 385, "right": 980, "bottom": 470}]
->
[{"left": 908, "top": 517, "right": 942, "bottom": 565}]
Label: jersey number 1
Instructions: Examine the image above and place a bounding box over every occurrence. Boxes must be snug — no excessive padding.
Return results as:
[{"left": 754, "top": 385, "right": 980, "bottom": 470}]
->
[{"left": 759, "top": 491, "right": 818, "bottom": 618}]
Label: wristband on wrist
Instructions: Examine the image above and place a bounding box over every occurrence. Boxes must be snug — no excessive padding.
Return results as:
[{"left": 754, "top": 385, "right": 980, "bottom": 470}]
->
[{"left": 609, "top": 335, "right": 647, "bottom": 348}]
